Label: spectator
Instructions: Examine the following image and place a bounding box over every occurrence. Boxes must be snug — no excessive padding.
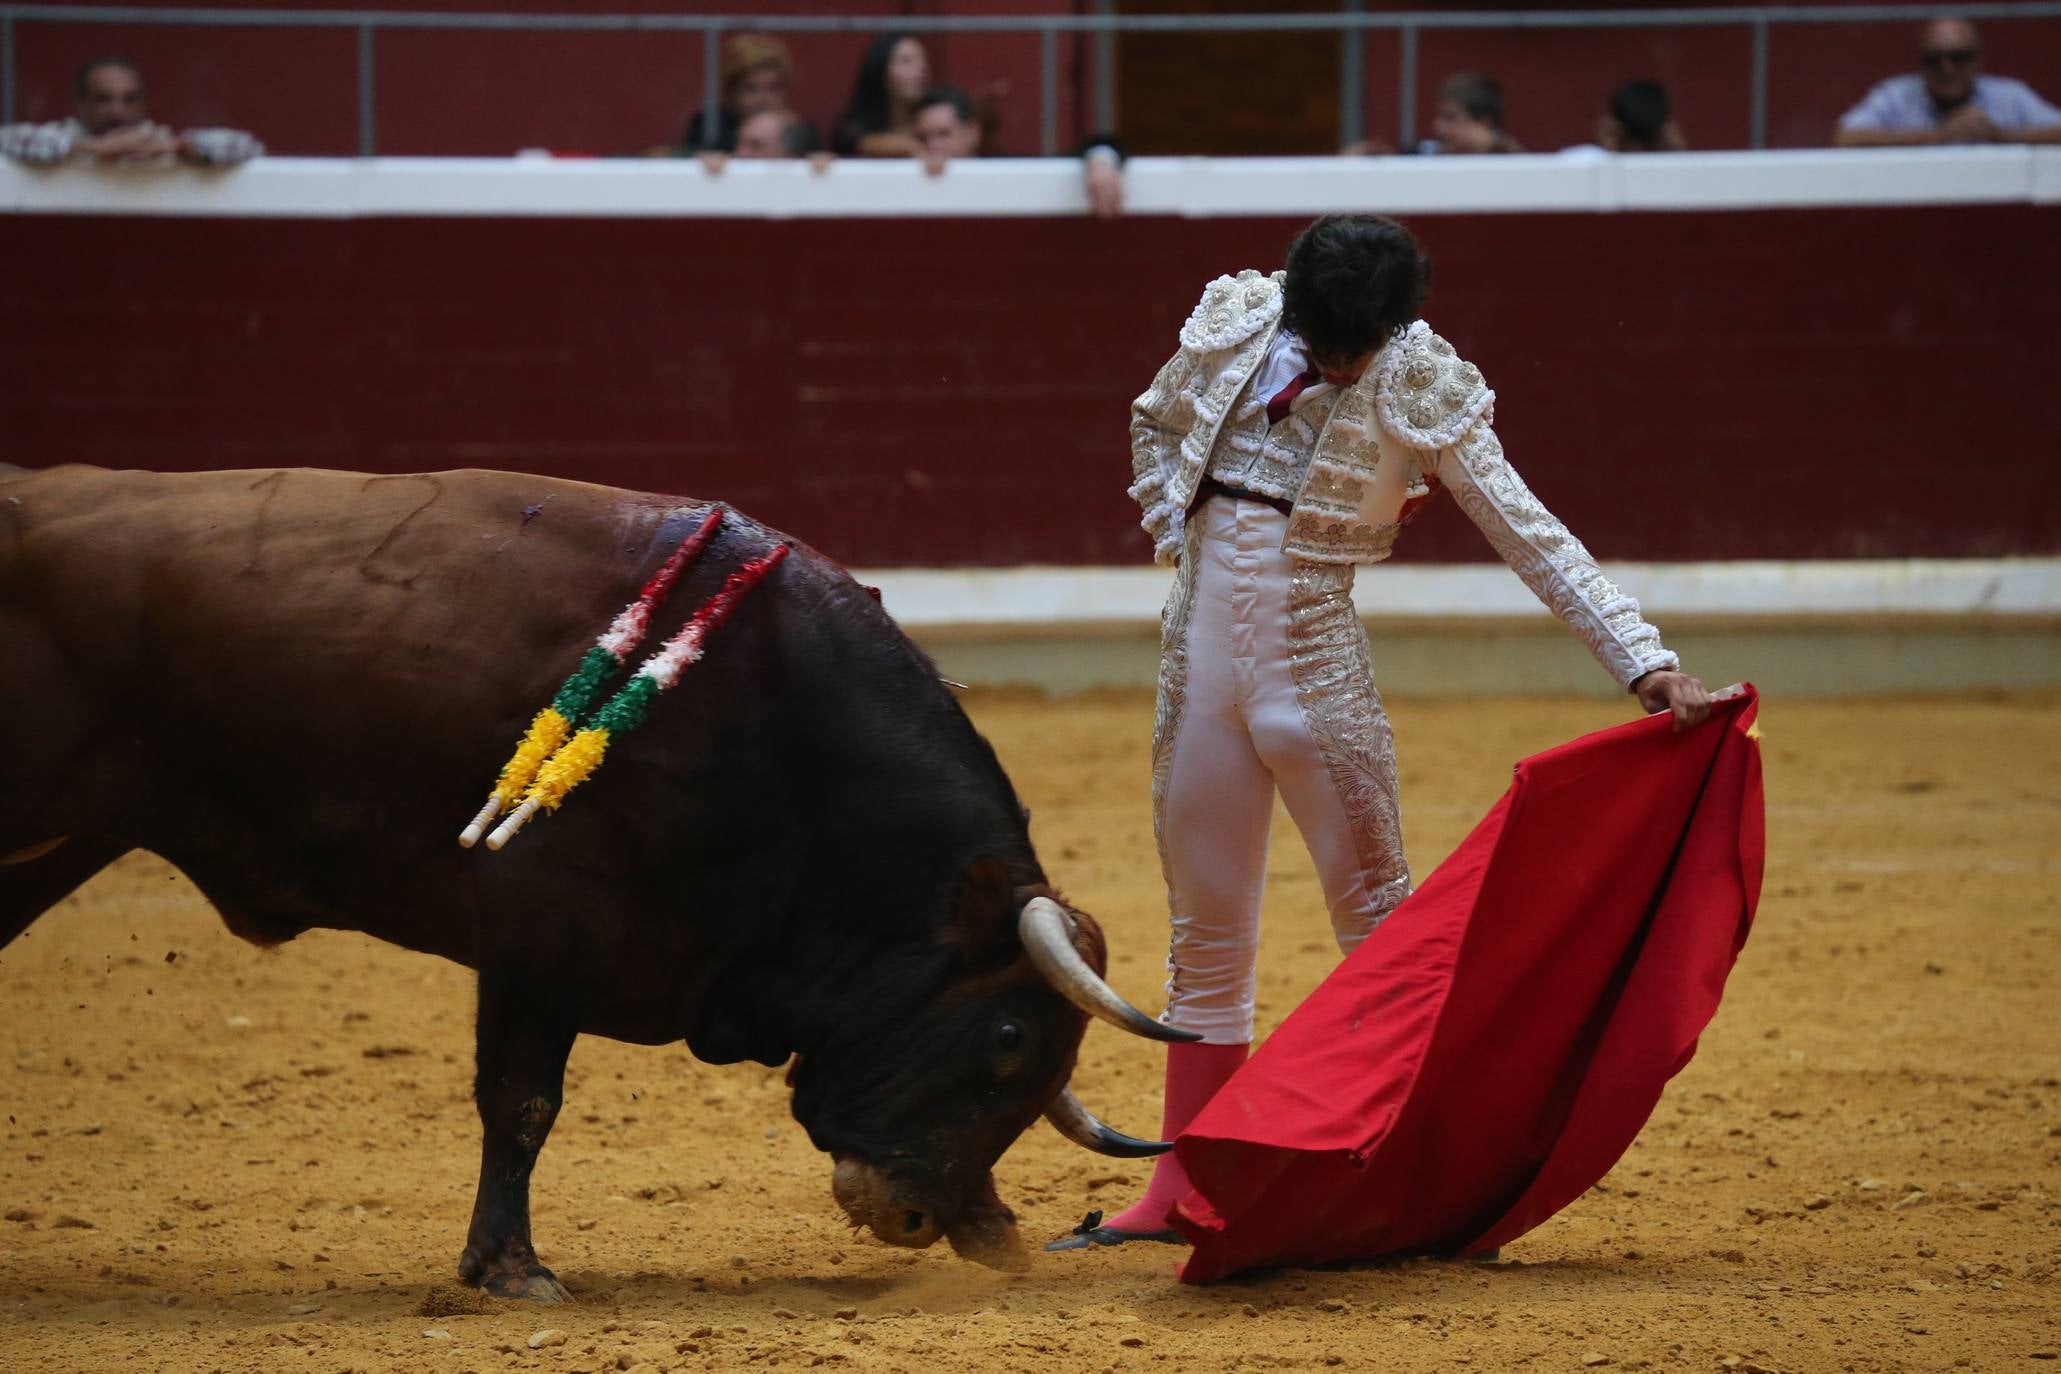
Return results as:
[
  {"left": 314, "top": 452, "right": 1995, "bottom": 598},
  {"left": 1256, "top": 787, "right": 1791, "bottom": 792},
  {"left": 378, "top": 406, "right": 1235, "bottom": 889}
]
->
[
  {"left": 1421, "top": 73, "right": 1524, "bottom": 155},
  {"left": 1564, "top": 79, "right": 1688, "bottom": 155},
  {"left": 832, "top": 32, "right": 932, "bottom": 157},
  {"left": 908, "top": 85, "right": 1129, "bottom": 219},
  {"left": 691, "top": 110, "right": 831, "bottom": 175},
  {"left": 733, "top": 110, "right": 814, "bottom": 159},
  {"left": 1836, "top": 17, "right": 2061, "bottom": 145},
  {"left": 1081, "top": 141, "right": 1124, "bottom": 220},
  {"left": 680, "top": 33, "right": 821, "bottom": 155},
  {"left": 1602, "top": 79, "right": 1687, "bottom": 151},
  {"left": 0, "top": 55, "right": 261, "bottom": 167},
  {"left": 911, "top": 86, "right": 982, "bottom": 168}
]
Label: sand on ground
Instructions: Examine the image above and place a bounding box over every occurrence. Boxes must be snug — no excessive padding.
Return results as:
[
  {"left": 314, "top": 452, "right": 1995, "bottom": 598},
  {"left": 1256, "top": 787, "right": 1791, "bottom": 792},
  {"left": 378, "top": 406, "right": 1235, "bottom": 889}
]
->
[{"left": 1, "top": 691, "right": 2056, "bottom": 1373}]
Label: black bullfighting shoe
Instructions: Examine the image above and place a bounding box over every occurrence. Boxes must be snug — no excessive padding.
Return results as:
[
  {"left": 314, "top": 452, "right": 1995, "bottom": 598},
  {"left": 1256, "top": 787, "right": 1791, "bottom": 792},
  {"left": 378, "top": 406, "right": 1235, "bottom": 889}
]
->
[{"left": 1042, "top": 1209, "right": 1186, "bottom": 1252}]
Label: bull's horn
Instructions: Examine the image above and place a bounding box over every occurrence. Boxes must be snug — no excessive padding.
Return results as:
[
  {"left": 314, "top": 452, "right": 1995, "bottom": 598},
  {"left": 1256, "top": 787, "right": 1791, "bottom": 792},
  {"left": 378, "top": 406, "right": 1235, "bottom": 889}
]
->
[
  {"left": 1043, "top": 1087, "right": 1172, "bottom": 1158},
  {"left": 1018, "top": 896, "right": 1200, "bottom": 1043}
]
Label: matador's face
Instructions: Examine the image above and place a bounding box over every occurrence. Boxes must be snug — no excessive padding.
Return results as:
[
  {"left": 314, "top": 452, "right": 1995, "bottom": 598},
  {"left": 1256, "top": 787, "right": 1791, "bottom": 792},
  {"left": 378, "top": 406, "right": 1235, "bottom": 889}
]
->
[{"left": 1312, "top": 349, "right": 1377, "bottom": 387}]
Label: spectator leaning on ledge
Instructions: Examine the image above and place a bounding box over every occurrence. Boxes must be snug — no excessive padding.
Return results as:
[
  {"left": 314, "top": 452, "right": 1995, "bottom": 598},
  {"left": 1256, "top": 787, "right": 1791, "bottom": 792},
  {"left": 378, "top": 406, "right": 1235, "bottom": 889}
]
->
[
  {"left": 691, "top": 109, "right": 831, "bottom": 175},
  {"left": 1563, "top": 79, "right": 1688, "bottom": 156},
  {"left": 908, "top": 85, "right": 1129, "bottom": 220},
  {"left": 0, "top": 55, "right": 262, "bottom": 167},
  {"left": 1598, "top": 79, "right": 1687, "bottom": 152},
  {"left": 911, "top": 86, "right": 983, "bottom": 168},
  {"left": 732, "top": 110, "right": 815, "bottom": 159},
  {"left": 1835, "top": 17, "right": 2061, "bottom": 146},
  {"left": 1420, "top": 73, "right": 1524, "bottom": 155}
]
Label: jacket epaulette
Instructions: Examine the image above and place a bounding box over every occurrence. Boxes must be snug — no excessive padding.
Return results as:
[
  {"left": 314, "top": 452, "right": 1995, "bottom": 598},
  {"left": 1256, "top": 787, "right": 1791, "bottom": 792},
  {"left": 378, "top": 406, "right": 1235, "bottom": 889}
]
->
[{"left": 1372, "top": 322, "right": 1496, "bottom": 452}]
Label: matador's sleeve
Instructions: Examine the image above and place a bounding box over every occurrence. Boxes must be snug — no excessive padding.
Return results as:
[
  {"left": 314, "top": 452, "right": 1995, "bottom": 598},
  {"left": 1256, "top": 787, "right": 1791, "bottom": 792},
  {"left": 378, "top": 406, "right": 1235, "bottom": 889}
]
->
[
  {"left": 1377, "top": 324, "right": 1679, "bottom": 690},
  {"left": 1127, "top": 341, "right": 1199, "bottom": 567}
]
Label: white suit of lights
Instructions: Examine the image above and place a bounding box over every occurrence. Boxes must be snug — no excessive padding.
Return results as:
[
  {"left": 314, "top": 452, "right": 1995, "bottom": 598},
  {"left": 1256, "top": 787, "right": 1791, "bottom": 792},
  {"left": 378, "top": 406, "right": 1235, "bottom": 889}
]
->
[{"left": 1128, "top": 269, "right": 1679, "bottom": 1044}]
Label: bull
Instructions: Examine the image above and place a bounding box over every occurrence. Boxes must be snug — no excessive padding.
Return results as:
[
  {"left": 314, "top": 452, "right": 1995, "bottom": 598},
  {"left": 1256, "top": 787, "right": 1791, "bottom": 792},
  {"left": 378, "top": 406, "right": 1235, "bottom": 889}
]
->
[{"left": 0, "top": 464, "right": 1191, "bottom": 1300}]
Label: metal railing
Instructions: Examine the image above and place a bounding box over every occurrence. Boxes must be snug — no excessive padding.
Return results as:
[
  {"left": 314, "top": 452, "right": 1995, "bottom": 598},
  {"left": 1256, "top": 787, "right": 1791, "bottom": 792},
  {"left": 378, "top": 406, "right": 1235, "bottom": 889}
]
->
[{"left": 5, "top": 3, "right": 2061, "bottom": 156}]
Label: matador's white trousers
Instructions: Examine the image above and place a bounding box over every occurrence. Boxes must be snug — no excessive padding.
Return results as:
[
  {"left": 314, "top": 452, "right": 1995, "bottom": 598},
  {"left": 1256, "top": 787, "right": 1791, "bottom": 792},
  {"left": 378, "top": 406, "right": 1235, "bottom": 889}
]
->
[{"left": 1153, "top": 496, "right": 1412, "bottom": 1045}]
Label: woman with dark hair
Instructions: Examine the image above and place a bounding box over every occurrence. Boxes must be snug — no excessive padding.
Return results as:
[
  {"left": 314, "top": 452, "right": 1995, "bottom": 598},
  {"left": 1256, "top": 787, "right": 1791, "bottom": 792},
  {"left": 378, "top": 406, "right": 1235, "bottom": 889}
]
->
[
  {"left": 831, "top": 32, "right": 931, "bottom": 157},
  {"left": 1049, "top": 213, "right": 1708, "bottom": 1252}
]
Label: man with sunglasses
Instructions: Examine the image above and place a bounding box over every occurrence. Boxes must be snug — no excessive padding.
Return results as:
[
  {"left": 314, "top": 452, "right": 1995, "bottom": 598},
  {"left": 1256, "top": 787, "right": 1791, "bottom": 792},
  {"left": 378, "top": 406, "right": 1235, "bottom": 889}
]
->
[{"left": 1835, "top": 17, "right": 2061, "bottom": 146}]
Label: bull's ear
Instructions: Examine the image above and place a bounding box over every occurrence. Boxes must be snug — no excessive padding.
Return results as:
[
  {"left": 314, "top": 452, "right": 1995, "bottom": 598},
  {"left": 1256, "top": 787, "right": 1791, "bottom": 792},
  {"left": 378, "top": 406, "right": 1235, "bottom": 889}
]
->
[{"left": 940, "top": 855, "right": 1017, "bottom": 956}]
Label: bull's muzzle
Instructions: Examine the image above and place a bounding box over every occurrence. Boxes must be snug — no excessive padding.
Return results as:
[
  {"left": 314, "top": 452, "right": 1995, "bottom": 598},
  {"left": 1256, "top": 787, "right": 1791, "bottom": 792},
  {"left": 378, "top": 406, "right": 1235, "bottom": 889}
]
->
[{"left": 830, "top": 1157, "right": 1028, "bottom": 1270}]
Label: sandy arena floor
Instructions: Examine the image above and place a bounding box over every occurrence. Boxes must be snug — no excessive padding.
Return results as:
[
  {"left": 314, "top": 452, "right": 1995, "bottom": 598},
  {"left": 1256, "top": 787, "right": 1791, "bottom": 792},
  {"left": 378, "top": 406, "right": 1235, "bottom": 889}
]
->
[{"left": 2, "top": 691, "right": 2057, "bottom": 1373}]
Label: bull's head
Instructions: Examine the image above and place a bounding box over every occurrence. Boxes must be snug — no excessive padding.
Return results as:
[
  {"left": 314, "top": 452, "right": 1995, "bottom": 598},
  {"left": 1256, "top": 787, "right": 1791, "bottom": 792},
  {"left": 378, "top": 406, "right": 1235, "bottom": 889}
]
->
[{"left": 787, "top": 857, "right": 1195, "bottom": 1269}]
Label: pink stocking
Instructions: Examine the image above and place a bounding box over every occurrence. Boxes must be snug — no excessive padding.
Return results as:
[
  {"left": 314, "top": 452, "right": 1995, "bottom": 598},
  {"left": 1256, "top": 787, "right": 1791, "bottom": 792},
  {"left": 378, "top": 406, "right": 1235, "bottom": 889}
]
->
[{"left": 1098, "top": 1040, "right": 1249, "bottom": 1234}]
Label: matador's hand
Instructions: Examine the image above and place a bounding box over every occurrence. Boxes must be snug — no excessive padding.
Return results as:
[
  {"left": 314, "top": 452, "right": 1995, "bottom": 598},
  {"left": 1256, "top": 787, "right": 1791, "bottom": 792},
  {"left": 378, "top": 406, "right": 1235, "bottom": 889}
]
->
[{"left": 1633, "top": 669, "right": 1712, "bottom": 732}]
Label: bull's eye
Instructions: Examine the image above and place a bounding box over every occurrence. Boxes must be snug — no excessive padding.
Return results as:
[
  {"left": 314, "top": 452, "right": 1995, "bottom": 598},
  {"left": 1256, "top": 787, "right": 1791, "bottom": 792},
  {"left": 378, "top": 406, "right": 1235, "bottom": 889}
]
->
[{"left": 991, "top": 1017, "right": 1029, "bottom": 1077}]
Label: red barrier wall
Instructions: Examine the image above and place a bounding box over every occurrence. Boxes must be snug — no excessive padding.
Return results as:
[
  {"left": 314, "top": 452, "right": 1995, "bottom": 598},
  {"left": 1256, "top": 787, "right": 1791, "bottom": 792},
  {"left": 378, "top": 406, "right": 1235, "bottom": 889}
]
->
[
  {"left": 9, "top": 2, "right": 2060, "bottom": 156},
  {"left": 3, "top": 204, "right": 2056, "bottom": 568}
]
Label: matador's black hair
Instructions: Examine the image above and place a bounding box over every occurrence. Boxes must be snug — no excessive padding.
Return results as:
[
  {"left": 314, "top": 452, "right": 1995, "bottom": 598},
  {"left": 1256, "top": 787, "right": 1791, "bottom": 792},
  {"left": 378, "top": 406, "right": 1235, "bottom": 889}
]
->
[{"left": 1280, "top": 214, "right": 1432, "bottom": 368}]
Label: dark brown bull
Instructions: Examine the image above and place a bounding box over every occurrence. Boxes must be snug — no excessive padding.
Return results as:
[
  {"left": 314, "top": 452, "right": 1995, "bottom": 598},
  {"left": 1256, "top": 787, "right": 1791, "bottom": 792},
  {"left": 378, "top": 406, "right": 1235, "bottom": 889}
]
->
[{"left": 0, "top": 465, "right": 1191, "bottom": 1299}]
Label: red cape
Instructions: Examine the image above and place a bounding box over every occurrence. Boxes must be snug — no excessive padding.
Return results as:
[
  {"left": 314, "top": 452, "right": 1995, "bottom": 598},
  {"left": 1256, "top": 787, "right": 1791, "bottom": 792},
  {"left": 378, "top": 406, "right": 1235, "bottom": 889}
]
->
[{"left": 1170, "top": 687, "right": 1765, "bottom": 1282}]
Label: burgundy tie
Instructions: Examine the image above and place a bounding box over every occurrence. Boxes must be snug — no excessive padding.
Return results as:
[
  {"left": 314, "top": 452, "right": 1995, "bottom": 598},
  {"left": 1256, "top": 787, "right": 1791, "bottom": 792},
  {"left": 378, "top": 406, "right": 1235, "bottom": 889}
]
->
[{"left": 1266, "top": 364, "right": 1322, "bottom": 425}]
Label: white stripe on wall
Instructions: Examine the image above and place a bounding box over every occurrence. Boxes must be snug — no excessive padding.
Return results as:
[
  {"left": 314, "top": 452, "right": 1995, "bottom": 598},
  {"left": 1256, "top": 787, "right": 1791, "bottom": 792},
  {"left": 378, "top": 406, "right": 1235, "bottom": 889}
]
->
[
  {"left": 5, "top": 148, "right": 2057, "bottom": 219},
  {"left": 847, "top": 559, "right": 2061, "bottom": 637}
]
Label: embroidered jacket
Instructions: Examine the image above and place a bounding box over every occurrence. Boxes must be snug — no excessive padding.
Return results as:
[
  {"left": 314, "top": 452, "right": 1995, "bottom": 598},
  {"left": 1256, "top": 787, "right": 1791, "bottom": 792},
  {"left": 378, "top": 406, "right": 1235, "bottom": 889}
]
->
[{"left": 1128, "top": 269, "right": 1678, "bottom": 689}]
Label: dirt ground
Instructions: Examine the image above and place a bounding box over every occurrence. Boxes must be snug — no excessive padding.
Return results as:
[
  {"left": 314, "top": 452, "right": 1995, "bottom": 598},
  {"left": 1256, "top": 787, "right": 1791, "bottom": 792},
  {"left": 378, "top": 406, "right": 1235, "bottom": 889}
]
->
[{"left": 2, "top": 690, "right": 2056, "bottom": 1374}]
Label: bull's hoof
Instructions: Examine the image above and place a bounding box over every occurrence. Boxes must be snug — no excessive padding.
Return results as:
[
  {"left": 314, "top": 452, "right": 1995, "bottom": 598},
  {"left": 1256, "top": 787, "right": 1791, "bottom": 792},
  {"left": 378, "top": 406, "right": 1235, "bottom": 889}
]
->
[
  {"left": 459, "top": 1248, "right": 570, "bottom": 1302},
  {"left": 497, "top": 1268, "right": 572, "bottom": 1302},
  {"left": 479, "top": 1264, "right": 570, "bottom": 1302}
]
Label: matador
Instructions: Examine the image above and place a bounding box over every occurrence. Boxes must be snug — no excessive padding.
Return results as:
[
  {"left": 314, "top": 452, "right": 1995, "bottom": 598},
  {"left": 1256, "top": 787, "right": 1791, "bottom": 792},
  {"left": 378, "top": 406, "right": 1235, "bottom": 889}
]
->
[{"left": 1049, "top": 213, "right": 1712, "bottom": 1252}]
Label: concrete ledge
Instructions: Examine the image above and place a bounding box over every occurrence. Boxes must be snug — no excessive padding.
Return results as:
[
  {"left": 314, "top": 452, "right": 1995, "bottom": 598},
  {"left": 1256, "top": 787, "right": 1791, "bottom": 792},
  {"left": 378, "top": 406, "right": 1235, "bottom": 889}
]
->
[
  {"left": 852, "top": 558, "right": 2061, "bottom": 637},
  {"left": 918, "top": 624, "right": 2061, "bottom": 698},
  {"left": 845, "top": 559, "right": 2061, "bottom": 696},
  {"left": 6, "top": 148, "right": 2057, "bottom": 219}
]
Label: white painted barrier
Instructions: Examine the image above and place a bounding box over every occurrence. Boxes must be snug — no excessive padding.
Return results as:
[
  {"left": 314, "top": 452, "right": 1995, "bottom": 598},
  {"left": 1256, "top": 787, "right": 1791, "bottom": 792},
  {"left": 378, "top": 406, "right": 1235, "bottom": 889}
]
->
[
  {"left": 4, "top": 148, "right": 2058, "bottom": 219},
  {"left": 851, "top": 559, "right": 2061, "bottom": 636}
]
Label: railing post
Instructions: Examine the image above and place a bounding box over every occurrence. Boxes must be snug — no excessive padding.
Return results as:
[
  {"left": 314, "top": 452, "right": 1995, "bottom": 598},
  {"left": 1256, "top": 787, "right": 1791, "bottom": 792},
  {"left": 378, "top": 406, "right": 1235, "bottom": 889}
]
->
[
  {"left": 2, "top": 15, "right": 15, "bottom": 126},
  {"left": 1749, "top": 15, "right": 1770, "bottom": 150},
  {"left": 1338, "top": 0, "right": 1364, "bottom": 151},
  {"left": 701, "top": 21, "right": 722, "bottom": 149},
  {"left": 1397, "top": 23, "right": 1418, "bottom": 151},
  {"left": 356, "top": 24, "right": 376, "bottom": 156},
  {"left": 1041, "top": 22, "right": 1058, "bottom": 155},
  {"left": 1093, "top": 0, "right": 1115, "bottom": 136}
]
